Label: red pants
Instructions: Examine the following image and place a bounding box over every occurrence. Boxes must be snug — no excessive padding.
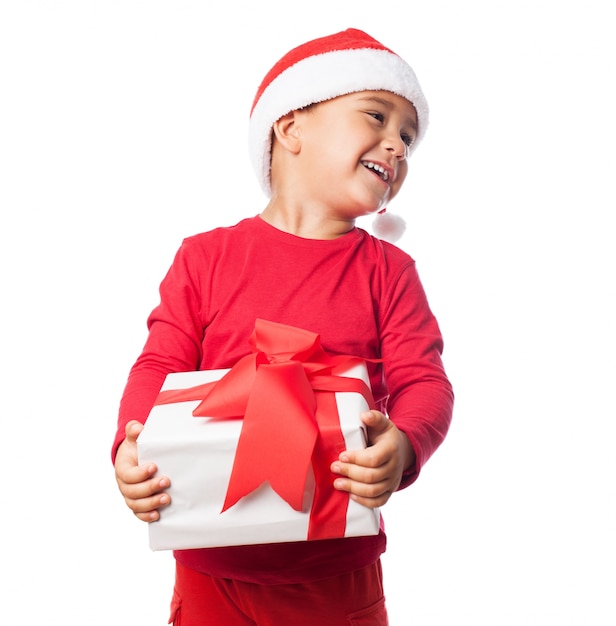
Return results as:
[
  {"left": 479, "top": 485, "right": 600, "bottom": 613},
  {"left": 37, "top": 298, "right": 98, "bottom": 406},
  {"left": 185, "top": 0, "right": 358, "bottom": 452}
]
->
[{"left": 168, "top": 560, "right": 389, "bottom": 626}]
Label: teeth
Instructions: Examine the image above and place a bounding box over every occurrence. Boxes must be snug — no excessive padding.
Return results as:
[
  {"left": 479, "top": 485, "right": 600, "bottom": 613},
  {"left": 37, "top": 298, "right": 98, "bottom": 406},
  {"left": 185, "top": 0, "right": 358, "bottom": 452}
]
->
[{"left": 363, "top": 161, "right": 389, "bottom": 181}]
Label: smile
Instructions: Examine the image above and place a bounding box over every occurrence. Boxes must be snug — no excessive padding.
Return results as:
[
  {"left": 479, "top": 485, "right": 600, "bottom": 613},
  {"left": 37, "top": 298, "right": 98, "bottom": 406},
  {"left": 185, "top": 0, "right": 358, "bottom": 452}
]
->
[{"left": 362, "top": 161, "right": 389, "bottom": 182}]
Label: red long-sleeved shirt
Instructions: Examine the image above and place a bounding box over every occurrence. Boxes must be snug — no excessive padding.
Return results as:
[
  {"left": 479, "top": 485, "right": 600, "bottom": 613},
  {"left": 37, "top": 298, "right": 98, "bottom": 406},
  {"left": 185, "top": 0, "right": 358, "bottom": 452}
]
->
[{"left": 113, "top": 216, "right": 453, "bottom": 584}]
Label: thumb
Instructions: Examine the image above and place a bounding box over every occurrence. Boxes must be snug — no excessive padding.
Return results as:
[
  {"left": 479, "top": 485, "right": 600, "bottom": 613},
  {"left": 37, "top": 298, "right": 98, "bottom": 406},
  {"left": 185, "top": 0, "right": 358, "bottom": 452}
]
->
[
  {"left": 124, "top": 420, "right": 144, "bottom": 444},
  {"left": 360, "top": 410, "right": 389, "bottom": 437}
]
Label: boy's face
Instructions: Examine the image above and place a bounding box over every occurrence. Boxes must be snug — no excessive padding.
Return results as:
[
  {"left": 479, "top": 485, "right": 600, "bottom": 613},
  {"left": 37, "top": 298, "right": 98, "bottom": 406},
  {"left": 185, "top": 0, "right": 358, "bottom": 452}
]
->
[{"left": 292, "top": 90, "right": 418, "bottom": 217}]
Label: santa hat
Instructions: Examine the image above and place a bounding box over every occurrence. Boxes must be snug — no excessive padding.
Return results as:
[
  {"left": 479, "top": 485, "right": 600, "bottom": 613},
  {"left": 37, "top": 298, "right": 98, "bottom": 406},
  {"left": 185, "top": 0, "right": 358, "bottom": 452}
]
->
[{"left": 248, "top": 28, "right": 429, "bottom": 242}]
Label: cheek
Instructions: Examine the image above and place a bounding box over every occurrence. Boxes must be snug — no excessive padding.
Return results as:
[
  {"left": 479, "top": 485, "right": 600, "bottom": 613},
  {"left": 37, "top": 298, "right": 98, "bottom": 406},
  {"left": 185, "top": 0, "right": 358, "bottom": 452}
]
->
[{"left": 391, "top": 162, "right": 409, "bottom": 197}]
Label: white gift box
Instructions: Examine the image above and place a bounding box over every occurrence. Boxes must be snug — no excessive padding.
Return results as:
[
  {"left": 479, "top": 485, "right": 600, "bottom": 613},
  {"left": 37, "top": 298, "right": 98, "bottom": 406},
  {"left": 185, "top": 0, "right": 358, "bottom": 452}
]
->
[{"left": 138, "top": 363, "right": 381, "bottom": 551}]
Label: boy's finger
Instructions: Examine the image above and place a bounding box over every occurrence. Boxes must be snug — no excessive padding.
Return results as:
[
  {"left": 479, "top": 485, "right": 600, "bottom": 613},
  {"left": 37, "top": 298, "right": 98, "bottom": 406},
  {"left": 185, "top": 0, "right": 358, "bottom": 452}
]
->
[
  {"left": 125, "top": 420, "right": 144, "bottom": 442},
  {"left": 360, "top": 410, "right": 390, "bottom": 432},
  {"left": 128, "top": 491, "right": 172, "bottom": 522},
  {"left": 119, "top": 462, "right": 157, "bottom": 485}
]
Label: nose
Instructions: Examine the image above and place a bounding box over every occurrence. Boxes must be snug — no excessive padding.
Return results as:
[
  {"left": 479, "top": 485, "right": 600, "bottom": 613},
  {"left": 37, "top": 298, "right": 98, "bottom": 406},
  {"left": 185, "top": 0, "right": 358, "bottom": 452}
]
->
[{"left": 383, "top": 133, "right": 408, "bottom": 161}]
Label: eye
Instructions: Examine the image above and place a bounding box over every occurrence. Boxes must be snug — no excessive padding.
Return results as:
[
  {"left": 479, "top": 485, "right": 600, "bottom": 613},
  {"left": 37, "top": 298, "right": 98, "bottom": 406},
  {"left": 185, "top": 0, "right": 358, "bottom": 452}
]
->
[
  {"left": 368, "top": 111, "right": 385, "bottom": 123},
  {"left": 401, "top": 133, "right": 415, "bottom": 148}
]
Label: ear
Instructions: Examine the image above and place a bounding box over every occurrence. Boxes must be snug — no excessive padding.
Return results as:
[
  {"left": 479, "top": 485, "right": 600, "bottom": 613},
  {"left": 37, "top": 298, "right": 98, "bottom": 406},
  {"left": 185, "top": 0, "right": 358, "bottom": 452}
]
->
[{"left": 272, "top": 111, "right": 302, "bottom": 155}]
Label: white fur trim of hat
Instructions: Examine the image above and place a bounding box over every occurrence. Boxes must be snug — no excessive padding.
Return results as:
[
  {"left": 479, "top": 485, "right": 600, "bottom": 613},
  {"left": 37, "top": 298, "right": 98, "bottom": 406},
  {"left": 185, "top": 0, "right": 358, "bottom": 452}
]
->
[{"left": 248, "top": 28, "right": 429, "bottom": 243}]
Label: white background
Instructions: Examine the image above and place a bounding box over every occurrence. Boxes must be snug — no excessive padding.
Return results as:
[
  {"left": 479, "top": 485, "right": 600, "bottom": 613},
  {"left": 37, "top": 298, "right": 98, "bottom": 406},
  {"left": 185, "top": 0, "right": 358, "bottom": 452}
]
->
[{"left": 1, "top": 1, "right": 614, "bottom": 624}]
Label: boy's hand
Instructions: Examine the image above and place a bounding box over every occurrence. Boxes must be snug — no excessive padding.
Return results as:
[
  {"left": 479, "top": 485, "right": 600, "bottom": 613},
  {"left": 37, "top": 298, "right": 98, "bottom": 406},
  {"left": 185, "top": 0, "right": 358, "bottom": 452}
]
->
[
  {"left": 114, "top": 420, "right": 171, "bottom": 522},
  {"left": 331, "top": 410, "right": 415, "bottom": 508}
]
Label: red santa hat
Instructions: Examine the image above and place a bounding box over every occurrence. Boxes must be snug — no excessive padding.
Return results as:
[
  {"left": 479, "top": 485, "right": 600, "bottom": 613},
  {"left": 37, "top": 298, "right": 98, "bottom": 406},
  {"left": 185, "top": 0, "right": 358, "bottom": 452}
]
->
[{"left": 248, "top": 28, "right": 429, "bottom": 242}]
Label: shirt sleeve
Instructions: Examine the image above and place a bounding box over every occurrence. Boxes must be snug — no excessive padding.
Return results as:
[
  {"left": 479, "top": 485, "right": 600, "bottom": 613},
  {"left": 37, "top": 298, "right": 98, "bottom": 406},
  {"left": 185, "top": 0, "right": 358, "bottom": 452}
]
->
[
  {"left": 111, "top": 239, "right": 205, "bottom": 462},
  {"left": 379, "top": 260, "right": 454, "bottom": 489}
]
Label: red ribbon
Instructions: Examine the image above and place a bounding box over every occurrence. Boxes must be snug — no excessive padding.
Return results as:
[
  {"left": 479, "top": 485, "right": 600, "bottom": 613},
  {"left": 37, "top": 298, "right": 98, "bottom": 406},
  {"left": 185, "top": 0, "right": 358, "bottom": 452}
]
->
[{"left": 154, "top": 319, "right": 376, "bottom": 540}]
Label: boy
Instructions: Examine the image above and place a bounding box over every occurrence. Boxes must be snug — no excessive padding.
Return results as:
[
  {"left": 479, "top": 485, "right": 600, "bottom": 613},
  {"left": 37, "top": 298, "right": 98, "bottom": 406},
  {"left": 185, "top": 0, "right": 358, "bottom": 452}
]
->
[{"left": 113, "top": 28, "right": 453, "bottom": 625}]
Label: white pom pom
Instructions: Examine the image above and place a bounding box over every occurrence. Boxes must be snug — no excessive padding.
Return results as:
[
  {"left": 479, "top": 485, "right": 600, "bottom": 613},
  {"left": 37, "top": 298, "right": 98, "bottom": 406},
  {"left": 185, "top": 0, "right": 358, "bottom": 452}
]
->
[{"left": 372, "top": 209, "right": 406, "bottom": 243}]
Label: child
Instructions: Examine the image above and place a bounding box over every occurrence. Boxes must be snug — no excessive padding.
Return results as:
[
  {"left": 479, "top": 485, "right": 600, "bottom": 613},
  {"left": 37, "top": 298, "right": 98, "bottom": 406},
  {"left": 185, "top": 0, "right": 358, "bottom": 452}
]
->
[{"left": 113, "top": 28, "right": 453, "bottom": 626}]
